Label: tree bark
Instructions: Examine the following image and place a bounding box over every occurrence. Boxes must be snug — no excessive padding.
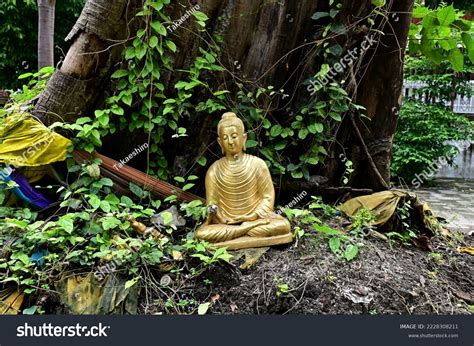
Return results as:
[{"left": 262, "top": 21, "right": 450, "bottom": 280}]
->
[
  {"left": 34, "top": 0, "right": 142, "bottom": 125},
  {"left": 323, "top": 0, "right": 414, "bottom": 190},
  {"left": 37, "top": 0, "right": 56, "bottom": 70}
]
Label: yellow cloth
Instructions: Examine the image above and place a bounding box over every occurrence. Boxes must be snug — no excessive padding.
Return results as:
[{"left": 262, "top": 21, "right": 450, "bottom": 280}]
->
[
  {"left": 339, "top": 190, "right": 407, "bottom": 226},
  {"left": 339, "top": 190, "right": 435, "bottom": 234},
  {"left": 0, "top": 112, "right": 71, "bottom": 178}
]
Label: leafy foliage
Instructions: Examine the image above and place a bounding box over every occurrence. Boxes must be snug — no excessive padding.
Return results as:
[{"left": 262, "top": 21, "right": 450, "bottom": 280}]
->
[
  {"left": 392, "top": 100, "right": 473, "bottom": 181},
  {"left": 408, "top": 4, "right": 473, "bottom": 71}
]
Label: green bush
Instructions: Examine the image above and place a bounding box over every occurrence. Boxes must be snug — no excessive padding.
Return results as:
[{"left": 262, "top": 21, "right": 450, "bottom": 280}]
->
[{"left": 391, "top": 100, "right": 473, "bottom": 182}]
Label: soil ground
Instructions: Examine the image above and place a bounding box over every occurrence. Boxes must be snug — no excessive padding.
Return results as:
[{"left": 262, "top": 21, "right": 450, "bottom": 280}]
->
[{"left": 164, "top": 232, "right": 473, "bottom": 315}]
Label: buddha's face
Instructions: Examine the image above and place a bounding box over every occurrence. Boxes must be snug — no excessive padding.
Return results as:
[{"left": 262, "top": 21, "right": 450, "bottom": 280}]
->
[{"left": 218, "top": 125, "right": 247, "bottom": 156}]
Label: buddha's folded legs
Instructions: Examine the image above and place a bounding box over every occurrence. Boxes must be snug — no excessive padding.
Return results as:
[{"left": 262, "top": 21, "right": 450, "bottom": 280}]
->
[
  {"left": 195, "top": 218, "right": 271, "bottom": 243},
  {"left": 246, "top": 215, "right": 291, "bottom": 238}
]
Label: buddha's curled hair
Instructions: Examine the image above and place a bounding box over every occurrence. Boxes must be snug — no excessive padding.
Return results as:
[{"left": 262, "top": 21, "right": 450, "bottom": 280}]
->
[{"left": 217, "top": 112, "right": 245, "bottom": 135}]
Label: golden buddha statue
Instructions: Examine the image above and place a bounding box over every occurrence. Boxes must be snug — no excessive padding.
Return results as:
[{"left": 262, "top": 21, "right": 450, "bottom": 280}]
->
[{"left": 195, "top": 112, "right": 293, "bottom": 249}]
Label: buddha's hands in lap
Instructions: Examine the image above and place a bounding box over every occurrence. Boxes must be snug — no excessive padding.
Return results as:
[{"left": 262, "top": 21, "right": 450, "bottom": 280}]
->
[{"left": 226, "top": 212, "right": 259, "bottom": 224}]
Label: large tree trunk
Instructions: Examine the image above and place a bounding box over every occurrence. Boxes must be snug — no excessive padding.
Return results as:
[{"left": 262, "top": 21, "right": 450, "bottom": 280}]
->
[
  {"left": 34, "top": 0, "right": 142, "bottom": 125},
  {"left": 37, "top": 0, "right": 56, "bottom": 69},
  {"left": 321, "top": 0, "right": 414, "bottom": 191},
  {"left": 34, "top": 0, "right": 414, "bottom": 192}
]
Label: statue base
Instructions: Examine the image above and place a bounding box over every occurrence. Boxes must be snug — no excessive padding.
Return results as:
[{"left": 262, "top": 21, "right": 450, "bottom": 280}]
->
[{"left": 213, "top": 233, "right": 293, "bottom": 250}]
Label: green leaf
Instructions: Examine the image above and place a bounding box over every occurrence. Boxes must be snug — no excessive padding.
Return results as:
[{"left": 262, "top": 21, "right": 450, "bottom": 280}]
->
[
  {"left": 175, "top": 81, "right": 188, "bottom": 89},
  {"left": 245, "top": 139, "right": 258, "bottom": 148},
  {"left": 437, "top": 5, "right": 456, "bottom": 26},
  {"left": 111, "top": 106, "right": 124, "bottom": 116},
  {"left": 270, "top": 125, "right": 282, "bottom": 137},
  {"left": 14, "top": 253, "right": 30, "bottom": 266},
  {"left": 193, "top": 11, "right": 209, "bottom": 22},
  {"left": 98, "top": 115, "right": 109, "bottom": 127},
  {"left": 315, "top": 123, "right": 324, "bottom": 133},
  {"left": 65, "top": 250, "right": 84, "bottom": 260},
  {"left": 448, "top": 48, "right": 464, "bottom": 71},
  {"left": 102, "top": 216, "right": 121, "bottom": 230},
  {"left": 438, "top": 37, "right": 456, "bottom": 50},
  {"left": 344, "top": 244, "right": 359, "bottom": 261},
  {"left": 99, "top": 178, "right": 114, "bottom": 187},
  {"left": 18, "top": 72, "right": 34, "bottom": 80},
  {"left": 183, "top": 183, "right": 194, "bottom": 191},
  {"left": 150, "top": 2, "right": 163, "bottom": 12},
  {"left": 100, "top": 200, "right": 111, "bottom": 213},
  {"left": 298, "top": 128, "right": 309, "bottom": 139},
  {"left": 23, "top": 306, "right": 38, "bottom": 315},
  {"left": 120, "top": 196, "right": 134, "bottom": 207},
  {"left": 76, "top": 117, "right": 92, "bottom": 125},
  {"left": 329, "top": 237, "right": 341, "bottom": 254},
  {"left": 166, "top": 40, "right": 177, "bottom": 53},
  {"left": 330, "top": 112, "right": 342, "bottom": 121},
  {"left": 461, "top": 32, "right": 474, "bottom": 64},
  {"left": 291, "top": 170, "right": 303, "bottom": 179},
  {"left": 174, "top": 176, "right": 185, "bottom": 183},
  {"left": 437, "top": 26, "right": 451, "bottom": 39},
  {"left": 160, "top": 211, "right": 173, "bottom": 225},
  {"left": 197, "top": 156, "right": 207, "bottom": 166},
  {"left": 122, "top": 94, "right": 133, "bottom": 106},
  {"left": 198, "top": 302, "right": 211, "bottom": 315},
  {"left": 58, "top": 216, "right": 74, "bottom": 233},
  {"left": 89, "top": 195, "right": 101, "bottom": 210},
  {"left": 151, "top": 21, "right": 167, "bottom": 36},
  {"left": 131, "top": 183, "right": 147, "bottom": 199},
  {"left": 371, "top": 0, "right": 386, "bottom": 7},
  {"left": 125, "top": 277, "right": 140, "bottom": 289},
  {"left": 412, "top": 6, "right": 429, "bottom": 18},
  {"left": 125, "top": 47, "right": 136, "bottom": 60},
  {"left": 149, "top": 36, "right": 159, "bottom": 48},
  {"left": 311, "top": 12, "right": 329, "bottom": 21},
  {"left": 330, "top": 23, "right": 346, "bottom": 34},
  {"left": 275, "top": 141, "right": 287, "bottom": 150},
  {"left": 111, "top": 69, "right": 129, "bottom": 79}
]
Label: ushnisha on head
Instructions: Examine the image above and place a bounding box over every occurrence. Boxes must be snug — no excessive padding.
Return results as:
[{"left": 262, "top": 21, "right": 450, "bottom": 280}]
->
[{"left": 217, "top": 112, "right": 247, "bottom": 159}]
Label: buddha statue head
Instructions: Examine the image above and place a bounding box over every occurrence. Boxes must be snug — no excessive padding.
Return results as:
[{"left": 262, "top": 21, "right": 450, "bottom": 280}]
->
[{"left": 217, "top": 112, "right": 247, "bottom": 157}]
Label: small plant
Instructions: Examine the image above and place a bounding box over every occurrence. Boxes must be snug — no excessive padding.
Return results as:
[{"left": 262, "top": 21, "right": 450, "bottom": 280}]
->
[
  {"left": 283, "top": 208, "right": 323, "bottom": 225},
  {"left": 308, "top": 196, "right": 338, "bottom": 217},
  {"left": 386, "top": 230, "right": 417, "bottom": 246},
  {"left": 429, "top": 252, "right": 444, "bottom": 265},
  {"left": 386, "top": 200, "right": 418, "bottom": 246},
  {"left": 183, "top": 239, "right": 232, "bottom": 266},
  {"left": 1, "top": 66, "right": 55, "bottom": 111},
  {"left": 349, "top": 207, "right": 376, "bottom": 236},
  {"left": 292, "top": 226, "right": 306, "bottom": 240},
  {"left": 340, "top": 158, "right": 354, "bottom": 185},
  {"left": 276, "top": 282, "right": 290, "bottom": 297},
  {"left": 313, "top": 224, "right": 360, "bottom": 262},
  {"left": 397, "top": 200, "right": 412, "bottom": 231},
  {"left": 369, "top": 308, "right": 378, "bottom": 315}
]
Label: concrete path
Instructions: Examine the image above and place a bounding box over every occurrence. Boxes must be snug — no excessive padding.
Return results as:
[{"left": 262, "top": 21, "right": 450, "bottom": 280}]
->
[{"left": 415, "top": 179, "right": 473, "bottom": 233}]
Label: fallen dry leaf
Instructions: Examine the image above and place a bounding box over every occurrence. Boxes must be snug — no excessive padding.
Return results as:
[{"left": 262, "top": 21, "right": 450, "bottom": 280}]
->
[
  {"left": 172, "top": 250, "right": 184, "bottom": 260},
  {"left": 458, "top": 247, "right": 474, "bottom": 256}
]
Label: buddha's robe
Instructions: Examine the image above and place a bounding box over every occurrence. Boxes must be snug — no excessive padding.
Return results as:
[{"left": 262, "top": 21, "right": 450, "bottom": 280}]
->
[{"left": 195, "top": 154, "right": 291, "bottom": 242}]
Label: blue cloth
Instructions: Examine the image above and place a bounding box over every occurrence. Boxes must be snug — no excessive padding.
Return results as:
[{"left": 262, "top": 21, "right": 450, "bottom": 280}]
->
[
  {"left": 30, "top": 249, "right": 49, "bottom": 267},
  {"left": 0, "top": 167, "right": 52, "bottom": 209}
]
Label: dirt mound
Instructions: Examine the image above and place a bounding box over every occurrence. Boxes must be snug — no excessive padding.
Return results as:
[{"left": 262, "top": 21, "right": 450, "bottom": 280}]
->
[{"left": 187, "top": 233, "right": 473, "bottom": 315}]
